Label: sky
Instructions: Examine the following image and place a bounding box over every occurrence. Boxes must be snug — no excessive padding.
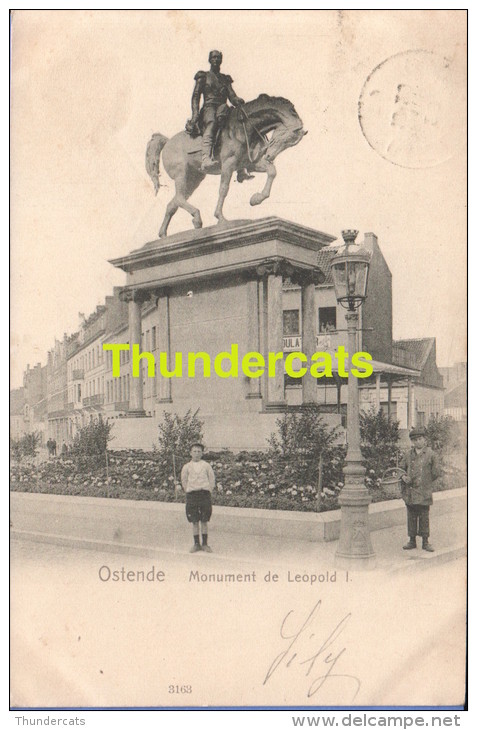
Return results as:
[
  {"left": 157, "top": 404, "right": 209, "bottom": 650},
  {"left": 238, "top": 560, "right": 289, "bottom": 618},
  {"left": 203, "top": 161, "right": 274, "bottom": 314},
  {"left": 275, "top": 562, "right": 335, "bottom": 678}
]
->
[{"left": 10, "top": 9, "right": 467, "bottom": 388}]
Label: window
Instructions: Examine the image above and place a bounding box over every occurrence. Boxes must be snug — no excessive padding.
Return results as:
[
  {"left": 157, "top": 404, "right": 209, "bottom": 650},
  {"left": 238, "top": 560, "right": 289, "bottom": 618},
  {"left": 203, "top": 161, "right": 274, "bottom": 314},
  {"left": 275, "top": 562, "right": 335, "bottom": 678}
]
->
[
  {"left": 318, "top": 307, "right": 337, "bottom": 333},
  {"left": 283, "top": 309, "right": 299, "bottom": 336},
  {"left": 285, "top": 373, "right": 304, "bottom": 387},
  {"left": 152, "top": 326, "right": 157, "bottom": 351}
]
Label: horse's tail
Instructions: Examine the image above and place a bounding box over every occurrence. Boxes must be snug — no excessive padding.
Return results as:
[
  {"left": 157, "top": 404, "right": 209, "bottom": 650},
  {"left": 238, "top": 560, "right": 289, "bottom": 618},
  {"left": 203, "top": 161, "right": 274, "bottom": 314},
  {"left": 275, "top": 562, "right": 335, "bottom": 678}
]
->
[{"left": 145, "top": 133, "right": 169, "bottom": 195}]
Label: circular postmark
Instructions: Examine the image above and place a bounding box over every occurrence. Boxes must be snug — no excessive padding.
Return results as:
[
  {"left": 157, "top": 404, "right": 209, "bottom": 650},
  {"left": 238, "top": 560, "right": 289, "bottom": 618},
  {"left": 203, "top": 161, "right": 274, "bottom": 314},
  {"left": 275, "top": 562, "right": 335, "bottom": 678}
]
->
[{"left": 358, "top": 50, "right": 465, "bottom": 169}]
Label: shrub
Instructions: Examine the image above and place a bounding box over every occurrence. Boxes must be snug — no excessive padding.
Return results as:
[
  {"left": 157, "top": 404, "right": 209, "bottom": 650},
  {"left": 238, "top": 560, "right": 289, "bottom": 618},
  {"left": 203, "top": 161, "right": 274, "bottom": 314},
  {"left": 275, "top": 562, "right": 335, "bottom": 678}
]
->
[
  {"left": 359, "top": 407, "right": 401, "bottom": 489},
  {"left": 157, "top": 409, "right": 204, "bottom": 476},
  {"left": 10, "top": 432, "right": 41, "bottom": 460},
  {"left": 71, "top": 418, "right": 114, "bottom": 456},
  {"left": 267, "top": 405, "right": 344, "bottom": 503},
  {"left": 10, "top": 437, "right": 23, "bottom": 461},
  {"left": 425, "top": 414, "right": 461, "bottom": 452}
]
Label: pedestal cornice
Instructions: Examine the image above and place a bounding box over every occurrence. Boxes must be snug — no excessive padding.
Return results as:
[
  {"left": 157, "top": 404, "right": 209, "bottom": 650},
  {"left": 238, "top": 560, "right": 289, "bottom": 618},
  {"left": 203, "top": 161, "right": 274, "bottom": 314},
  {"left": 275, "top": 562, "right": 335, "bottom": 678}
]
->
[{"left": 109, "top": 217, "right": 336, "bottom": 274}]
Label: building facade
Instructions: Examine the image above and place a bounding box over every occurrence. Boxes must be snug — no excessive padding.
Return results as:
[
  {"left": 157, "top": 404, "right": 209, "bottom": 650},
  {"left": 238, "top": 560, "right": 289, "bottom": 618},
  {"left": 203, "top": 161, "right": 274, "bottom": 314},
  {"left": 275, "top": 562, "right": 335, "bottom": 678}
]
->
[
  {"left": 22, "top": 363, "right": 48, "bottom": 443},
  {"left": 11, "top": 220, "right": 450, "bottom": 450},
  {"left": 66, "top": 288, "right": 129, "bottom": 441}
]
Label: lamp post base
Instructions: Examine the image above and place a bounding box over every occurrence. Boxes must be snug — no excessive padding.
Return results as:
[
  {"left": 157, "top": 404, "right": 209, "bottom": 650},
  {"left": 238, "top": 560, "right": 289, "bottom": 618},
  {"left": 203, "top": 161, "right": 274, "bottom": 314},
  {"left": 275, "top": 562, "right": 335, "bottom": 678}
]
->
[{"left": 335, "top": 487, "right": 376, "bottom": 570}]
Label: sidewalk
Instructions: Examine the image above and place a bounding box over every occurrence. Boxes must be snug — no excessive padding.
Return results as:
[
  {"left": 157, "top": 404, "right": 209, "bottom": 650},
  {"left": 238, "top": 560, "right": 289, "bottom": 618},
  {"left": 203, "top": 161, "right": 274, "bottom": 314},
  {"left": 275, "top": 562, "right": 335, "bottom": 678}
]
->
[{"left": 12, "top": 499, "right": 466, "bottom": 574}]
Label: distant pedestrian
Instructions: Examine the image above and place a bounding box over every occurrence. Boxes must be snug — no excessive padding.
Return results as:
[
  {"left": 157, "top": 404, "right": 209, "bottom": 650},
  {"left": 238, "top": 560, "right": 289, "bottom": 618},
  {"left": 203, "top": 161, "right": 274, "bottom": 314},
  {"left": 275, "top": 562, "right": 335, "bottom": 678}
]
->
[
  {"left": 400, "top": 428, "right": 442, "bottom": 552},
  {"left": 51, "top": 439, "right": 57, "bottom": 456},
  {"left": 177, "top": 443, "right": 215, "bottom": 553},
  {"left": 61, "top": 442, "right": 68, "bottom": 458}
]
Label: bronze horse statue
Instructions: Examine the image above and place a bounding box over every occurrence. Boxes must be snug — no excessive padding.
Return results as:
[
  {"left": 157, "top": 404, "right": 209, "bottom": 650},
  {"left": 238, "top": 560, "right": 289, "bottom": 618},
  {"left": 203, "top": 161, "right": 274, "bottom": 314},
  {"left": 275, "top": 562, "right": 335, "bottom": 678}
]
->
[{"left": 145, "top": 95, "right": 306, "bottom": 238}]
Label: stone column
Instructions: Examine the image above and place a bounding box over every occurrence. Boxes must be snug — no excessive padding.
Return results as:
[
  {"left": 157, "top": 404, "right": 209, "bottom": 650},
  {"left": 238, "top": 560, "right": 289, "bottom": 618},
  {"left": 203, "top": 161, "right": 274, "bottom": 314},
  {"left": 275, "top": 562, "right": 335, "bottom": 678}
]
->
[
  {"left": 301, "top": 275, "right": 317, "bottom": 404},
  {"left": 387, "top": 379, "right": 393, "bottom": 422},
  {"left": 266, "top": 270, "right": 286, "bottom": 407},
  {"left": 128, "top": 297, "right": 145, "bottom": 416},
  {"left": 407, "top": 377, "right": 414, "bottom": 430},
  {"left": 156, "top": 291, "right": 172, "bottom": 403},
  {"left": 120, "top": 289, "right": 149, "bottom": 417},
  {"left": 375, "top": 372, "right": 381, "bottom": 411},
  {"left": 245, "top": 279, "right": 262, "bottom": 400}
]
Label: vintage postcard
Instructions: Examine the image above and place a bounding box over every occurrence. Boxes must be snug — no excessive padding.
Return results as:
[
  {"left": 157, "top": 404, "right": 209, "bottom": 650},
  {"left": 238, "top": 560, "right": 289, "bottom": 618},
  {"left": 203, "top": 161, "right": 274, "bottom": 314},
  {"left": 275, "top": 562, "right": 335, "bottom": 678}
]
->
[{"left": 10, "top": 10, "right": 467, "bottom": 710}]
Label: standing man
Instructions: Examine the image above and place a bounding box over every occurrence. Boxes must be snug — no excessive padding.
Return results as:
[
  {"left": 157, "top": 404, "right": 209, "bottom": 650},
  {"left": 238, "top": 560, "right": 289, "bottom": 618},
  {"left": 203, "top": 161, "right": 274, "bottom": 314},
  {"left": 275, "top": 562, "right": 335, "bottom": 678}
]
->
[
  {"left": 186, "top": 50, "right": 246, "bottom": 173},
  {"left": 400, "top": 428, "right": 442, "bottom": 552}
]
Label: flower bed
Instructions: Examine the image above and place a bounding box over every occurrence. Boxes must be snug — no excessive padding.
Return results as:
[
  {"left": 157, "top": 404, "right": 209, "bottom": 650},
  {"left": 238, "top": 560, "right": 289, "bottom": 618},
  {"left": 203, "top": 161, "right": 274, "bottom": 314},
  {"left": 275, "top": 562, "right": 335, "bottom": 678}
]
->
[{"left": 9, "top": 448, "right": 464, "bottom": 512}]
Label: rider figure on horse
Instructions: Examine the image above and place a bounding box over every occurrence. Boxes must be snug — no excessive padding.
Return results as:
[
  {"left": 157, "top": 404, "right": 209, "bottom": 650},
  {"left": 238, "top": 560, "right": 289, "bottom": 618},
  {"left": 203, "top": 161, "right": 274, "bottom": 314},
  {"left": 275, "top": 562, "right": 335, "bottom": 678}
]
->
[{"left": 186, "top": 50, "right": 252, "bottom": 181}]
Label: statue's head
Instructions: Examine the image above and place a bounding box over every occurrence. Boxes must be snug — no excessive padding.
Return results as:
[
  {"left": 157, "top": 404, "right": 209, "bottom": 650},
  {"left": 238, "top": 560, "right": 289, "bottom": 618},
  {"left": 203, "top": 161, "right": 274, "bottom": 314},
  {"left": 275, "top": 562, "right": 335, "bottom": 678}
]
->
[{"left": 208, "top": 50, "right": 223, "bottom": 66}]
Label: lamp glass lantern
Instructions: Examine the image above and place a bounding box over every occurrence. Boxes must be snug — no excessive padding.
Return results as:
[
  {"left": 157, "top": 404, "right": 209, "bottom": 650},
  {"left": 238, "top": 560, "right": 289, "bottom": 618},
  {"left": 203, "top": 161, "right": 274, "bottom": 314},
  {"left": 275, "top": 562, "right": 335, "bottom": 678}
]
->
[{"left": 330, "top": 230, "right": 371, "bottom": 311}]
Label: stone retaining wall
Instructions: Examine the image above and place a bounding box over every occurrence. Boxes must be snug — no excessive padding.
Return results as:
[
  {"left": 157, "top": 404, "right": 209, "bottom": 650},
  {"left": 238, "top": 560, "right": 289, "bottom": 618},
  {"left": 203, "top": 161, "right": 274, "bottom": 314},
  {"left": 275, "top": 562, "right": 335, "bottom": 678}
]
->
[{"left": 10, "top": 488, "right": 466, "bottom": 546}]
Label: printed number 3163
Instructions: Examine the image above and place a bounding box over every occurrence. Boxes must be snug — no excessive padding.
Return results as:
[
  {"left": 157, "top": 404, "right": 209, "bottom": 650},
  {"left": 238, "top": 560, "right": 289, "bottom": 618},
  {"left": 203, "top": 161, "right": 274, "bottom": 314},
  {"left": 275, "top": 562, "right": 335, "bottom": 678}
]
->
[{"left": 168, "top": 685, "right": 192, "bottom": 694}]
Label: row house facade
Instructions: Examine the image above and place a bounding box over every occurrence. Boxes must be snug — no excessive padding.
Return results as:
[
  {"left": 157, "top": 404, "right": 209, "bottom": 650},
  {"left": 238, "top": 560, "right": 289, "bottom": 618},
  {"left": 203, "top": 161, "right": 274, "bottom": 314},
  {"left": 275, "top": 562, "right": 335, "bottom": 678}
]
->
[
  {"left": 22, "top": 363, "right": 48, "bottom": 442},
  {"left": 65, "top": 288, "right": 129, "bottom": 440},
  {"left": 46, "top": 333, "right": 80, "bottom": 445}
]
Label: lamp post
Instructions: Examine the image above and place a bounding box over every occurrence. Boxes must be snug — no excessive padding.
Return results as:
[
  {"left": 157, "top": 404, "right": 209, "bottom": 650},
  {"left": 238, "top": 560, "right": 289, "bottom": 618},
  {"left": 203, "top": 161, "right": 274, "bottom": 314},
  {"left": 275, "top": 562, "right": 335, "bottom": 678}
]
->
[{"left": 331, "top": 230, "right": 376, "bottom": 570}]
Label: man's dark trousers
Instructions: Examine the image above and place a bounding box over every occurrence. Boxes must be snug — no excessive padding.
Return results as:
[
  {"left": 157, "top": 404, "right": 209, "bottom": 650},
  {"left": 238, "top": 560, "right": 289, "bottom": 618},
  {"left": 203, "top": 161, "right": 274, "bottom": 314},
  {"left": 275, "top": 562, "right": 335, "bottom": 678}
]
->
[{"left": 407, "top": 505, "right": 430, "bottom": 539}]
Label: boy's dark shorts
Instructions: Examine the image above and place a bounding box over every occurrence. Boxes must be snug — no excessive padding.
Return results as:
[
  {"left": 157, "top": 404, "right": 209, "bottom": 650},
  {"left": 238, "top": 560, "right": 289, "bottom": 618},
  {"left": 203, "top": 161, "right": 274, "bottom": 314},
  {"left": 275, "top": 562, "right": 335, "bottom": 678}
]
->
[{"left": 185, "top": 489, "right": 212, "bottom": 523}]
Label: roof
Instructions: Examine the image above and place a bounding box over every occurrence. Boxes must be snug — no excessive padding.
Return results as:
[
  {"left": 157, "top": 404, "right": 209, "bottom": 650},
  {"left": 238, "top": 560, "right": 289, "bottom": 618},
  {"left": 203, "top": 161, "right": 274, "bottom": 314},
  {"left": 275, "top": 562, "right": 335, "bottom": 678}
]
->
[
  {"left": 283, "top": 247, "right": 335, "bottom": 290},
  {"left": 315, "top": 249, "right": 335, "bottom": 285},
  {"left": 393, "top": 338, "right": 435, "bottom": 370},
  {"left": 327, "top": 358, "right": 419, "bottom": 380}
]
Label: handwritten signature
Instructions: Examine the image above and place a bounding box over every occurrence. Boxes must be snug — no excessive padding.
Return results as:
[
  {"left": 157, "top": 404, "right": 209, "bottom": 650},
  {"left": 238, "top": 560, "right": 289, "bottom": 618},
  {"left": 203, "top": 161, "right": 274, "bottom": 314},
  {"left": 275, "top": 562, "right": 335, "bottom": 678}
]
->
[{"left": 263, "top": 599, "right": 361, "bottom": 701}]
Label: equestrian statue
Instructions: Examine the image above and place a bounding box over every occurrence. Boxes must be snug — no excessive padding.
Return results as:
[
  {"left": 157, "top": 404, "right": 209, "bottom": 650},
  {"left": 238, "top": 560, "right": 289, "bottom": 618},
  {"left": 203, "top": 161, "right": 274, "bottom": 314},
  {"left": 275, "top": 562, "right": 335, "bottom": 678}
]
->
[{"left": 145, "top": 50, "right": 307, "bottom": 238}]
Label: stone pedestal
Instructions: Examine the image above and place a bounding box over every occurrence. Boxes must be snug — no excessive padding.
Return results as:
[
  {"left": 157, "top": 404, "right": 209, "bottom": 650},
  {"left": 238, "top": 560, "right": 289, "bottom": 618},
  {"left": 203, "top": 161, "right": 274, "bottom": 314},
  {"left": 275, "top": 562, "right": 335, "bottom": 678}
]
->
[{"left": 110, "top": 217, "right": 336, "bottom": 443}]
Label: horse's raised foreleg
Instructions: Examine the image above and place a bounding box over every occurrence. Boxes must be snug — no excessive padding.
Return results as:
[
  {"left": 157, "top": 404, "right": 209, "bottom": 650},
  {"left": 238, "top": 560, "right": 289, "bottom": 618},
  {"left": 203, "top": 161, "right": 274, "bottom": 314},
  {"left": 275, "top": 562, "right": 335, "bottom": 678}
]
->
[
  {"left": 214, "top": 159, "right": 235, "bottom": 223},
  {"left": 249, "top": 158, "right": 277, "bottom": 206}
]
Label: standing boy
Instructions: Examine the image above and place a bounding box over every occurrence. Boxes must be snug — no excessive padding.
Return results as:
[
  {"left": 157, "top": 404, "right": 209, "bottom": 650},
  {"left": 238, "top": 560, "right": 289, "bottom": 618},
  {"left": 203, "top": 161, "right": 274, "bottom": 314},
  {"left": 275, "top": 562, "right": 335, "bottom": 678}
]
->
[
  {"left": 178, "top": 443, "right": 215, "bottom": 553},
  {"left": 400, "top": 428, "right": 442, "bottom": 552}
]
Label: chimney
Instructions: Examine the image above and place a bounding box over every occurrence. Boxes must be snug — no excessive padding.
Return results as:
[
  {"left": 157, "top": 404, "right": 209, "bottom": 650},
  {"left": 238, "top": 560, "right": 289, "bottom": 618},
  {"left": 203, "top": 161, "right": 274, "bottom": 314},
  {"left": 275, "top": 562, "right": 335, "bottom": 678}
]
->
[{"left": 364, "top": 232, "right": 378, "bottom": 252}]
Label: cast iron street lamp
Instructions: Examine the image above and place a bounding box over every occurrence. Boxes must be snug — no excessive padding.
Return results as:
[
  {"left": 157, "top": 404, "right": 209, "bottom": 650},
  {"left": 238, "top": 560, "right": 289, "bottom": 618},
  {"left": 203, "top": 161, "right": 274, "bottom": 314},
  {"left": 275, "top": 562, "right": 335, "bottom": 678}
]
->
[{"left": 331, "top": 230, "right": 376, "bottom": 570}]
